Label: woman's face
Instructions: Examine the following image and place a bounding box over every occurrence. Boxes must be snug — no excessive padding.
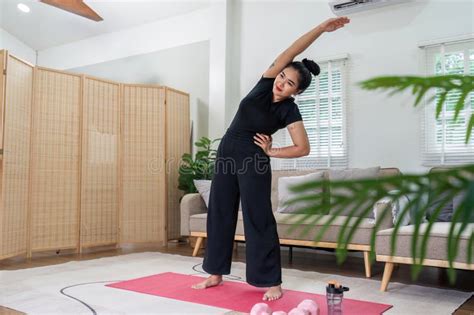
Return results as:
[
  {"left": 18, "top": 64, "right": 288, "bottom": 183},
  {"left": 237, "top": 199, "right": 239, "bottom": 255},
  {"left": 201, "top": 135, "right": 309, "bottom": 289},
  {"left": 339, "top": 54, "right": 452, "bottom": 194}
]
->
[{"left": 272, "top": 66, "right": 301, "bottom": 99}]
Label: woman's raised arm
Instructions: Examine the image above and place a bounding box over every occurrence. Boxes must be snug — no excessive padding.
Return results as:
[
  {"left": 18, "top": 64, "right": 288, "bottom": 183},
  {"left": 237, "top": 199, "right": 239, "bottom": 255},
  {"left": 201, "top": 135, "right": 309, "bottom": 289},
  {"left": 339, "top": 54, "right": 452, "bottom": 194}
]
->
[{"left": 262, "top": 16, "right": 350, "bottom": 78}]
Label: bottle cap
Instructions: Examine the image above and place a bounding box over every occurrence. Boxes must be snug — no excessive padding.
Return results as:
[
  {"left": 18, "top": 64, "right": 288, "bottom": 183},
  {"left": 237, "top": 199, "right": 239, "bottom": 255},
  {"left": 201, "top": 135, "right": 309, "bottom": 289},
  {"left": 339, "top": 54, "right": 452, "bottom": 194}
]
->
[{"left": 326, "top": 281, "right": 349, "bottom": 294}]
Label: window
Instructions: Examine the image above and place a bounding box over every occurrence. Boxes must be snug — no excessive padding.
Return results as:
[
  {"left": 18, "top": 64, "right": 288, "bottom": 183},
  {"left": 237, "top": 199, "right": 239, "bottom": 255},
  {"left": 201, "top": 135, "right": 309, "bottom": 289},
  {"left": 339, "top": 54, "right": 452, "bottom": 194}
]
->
[
  {"left": 271, "top": 56, "right": 348, "bottom": 169},
  {"left": 421, "top": 39, "right": 474, "bottom": 166}
]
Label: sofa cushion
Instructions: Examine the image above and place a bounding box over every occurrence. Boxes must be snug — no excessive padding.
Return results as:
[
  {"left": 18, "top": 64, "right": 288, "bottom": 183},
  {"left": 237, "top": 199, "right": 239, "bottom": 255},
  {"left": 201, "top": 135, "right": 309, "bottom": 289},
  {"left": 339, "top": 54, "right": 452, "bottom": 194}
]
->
[
  {"left": 190, "top": 212, "right": 246, "bottom": 236},
  {"left": 194, "top": 179, "right": 242, "bottom": 211},
  {"left": 271, "top": 169, "right": 328, "bottom": 212},
  {"left": 194, "top": 180, "right": 212, "bottom": 207},
  {"left": 328, "top": 166, "right": 380, "bottom": 182},
  {"left": 276, "top": 171, "right": 325, "bottom": 214},
  {"left": 374, "top": 191, "right": 411, "bottom": 226},
  {"left": 453, "top": 192, "right": 474, "bottom": 223},
  {"left": 328, "top": 166, "right": 381, "bottom": 217},
  {"left": 453, "top": 192, "right": 464, "bottom": 211},
  {"left": 426, "top": 167, "right": 474, "bottom": 223},
  {"left": 276, "top": 213, "right": 375, "bottom": 245},
  {"left": 189, "top": 212, "right": 375, "bottom": 245},
  {"left": 426, "top": 191, "right": 454, "bottom": 222},
  {"left": 375, "top": 223, "right": 473, "bottom": 264}
]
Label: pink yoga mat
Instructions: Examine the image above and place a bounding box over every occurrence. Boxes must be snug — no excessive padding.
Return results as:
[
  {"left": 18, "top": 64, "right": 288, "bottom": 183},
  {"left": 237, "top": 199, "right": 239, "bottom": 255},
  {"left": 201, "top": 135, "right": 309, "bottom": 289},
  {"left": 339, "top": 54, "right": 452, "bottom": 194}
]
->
[{"left": 106, "top": 272, "right": 392, "bottom": 314}]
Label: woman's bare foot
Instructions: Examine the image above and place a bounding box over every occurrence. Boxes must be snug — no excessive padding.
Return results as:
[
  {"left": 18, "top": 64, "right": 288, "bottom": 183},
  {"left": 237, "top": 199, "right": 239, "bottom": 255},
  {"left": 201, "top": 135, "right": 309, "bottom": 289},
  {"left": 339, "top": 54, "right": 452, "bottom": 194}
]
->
[
  {"left": 191, "top": 275, "right": 223, "bottom": 289},
  {"left": 262, "top": 285, "right": 283, "bottom": 301}
]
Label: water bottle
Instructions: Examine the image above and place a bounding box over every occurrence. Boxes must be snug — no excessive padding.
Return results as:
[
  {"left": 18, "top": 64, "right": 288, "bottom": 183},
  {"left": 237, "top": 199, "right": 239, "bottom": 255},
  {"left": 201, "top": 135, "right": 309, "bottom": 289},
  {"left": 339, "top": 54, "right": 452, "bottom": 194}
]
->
[{"left": 326, "top": 280, "right": 349, "bottom": 315}]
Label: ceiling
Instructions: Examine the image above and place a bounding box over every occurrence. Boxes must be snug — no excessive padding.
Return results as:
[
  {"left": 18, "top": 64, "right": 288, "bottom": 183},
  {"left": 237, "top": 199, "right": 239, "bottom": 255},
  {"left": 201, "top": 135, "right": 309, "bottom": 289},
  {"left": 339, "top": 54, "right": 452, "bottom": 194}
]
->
[{"left": 0, "top": 0, "right": 212, "bottom": 51}]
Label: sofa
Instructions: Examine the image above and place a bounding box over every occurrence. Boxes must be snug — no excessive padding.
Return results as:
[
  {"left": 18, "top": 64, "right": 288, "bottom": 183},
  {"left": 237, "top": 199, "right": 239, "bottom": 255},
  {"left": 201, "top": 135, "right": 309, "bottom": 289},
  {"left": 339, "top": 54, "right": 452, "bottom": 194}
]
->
[
  {"left": 180, "top": 167, "right": 401, "bottom": 278},
  {"left": 376, "top": 223, "right": 474, "bottom": 291},
  {"left": 375, "top": 167, "right": 474, "bottom": 291}
]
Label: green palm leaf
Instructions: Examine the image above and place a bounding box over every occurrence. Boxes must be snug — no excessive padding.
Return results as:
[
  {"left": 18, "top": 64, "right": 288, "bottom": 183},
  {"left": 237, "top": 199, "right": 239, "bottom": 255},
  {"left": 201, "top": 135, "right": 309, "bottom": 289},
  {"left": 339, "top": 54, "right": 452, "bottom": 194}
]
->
[
  {"left": 281, "top": 74, "right": 474, "bottom": 284},
  {"left": 282, "top": 165, "right": 474, "bottom": 283},
  {"left": 359, "top": 75, "right": 474, "bottom": 143}
]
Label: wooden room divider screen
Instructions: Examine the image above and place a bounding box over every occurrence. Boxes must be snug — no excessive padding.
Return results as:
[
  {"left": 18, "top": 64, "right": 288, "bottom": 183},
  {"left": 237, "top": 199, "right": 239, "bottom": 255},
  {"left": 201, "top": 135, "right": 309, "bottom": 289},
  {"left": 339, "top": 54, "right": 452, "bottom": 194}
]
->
[
  {"left": 121, "top": 84, "right": 166, "bottom": 244},
  {"left": 0, "top": 50, "right": 190, "bottom": 261},
  {"left": 165, "top": 88, "right": 191, "bottom": 241},
  {"left": 29, "top": 67, "right": 82, "bottom": 255},
  {"left": 81, "top": 76, "right": 121, "bottom": 249},
  {"left": 0, "top": 51, "right": 33, "bottom": 260}
]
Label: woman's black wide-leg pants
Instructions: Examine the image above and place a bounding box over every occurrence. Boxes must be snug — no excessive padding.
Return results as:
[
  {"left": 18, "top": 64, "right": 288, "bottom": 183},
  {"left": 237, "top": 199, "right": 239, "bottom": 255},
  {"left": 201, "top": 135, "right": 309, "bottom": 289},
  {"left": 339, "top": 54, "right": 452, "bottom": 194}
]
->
[{"left": 202, "top": 129, "right": 282, "bottom": 287}]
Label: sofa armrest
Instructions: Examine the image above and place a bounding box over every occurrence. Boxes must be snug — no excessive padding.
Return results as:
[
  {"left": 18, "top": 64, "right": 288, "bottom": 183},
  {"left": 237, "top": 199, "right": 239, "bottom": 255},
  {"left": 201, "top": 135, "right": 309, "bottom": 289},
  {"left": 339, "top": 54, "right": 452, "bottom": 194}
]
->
[
  {"left": 180, "top": 193, "right": 208, "bottom": 236},
  {"left": 373, "top": 201, "right": 394, "bottom": 231}
]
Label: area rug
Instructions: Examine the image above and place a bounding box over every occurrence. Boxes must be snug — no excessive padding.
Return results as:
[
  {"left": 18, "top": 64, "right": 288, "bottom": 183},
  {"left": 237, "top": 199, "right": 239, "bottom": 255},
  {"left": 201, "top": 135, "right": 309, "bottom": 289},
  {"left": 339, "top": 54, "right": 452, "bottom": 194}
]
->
[
  {"left": 107, "top": 272, "right": 392, "bottom": 314},
  {"left": 0, "top": 252, "right": 470, "bottom": 314}
]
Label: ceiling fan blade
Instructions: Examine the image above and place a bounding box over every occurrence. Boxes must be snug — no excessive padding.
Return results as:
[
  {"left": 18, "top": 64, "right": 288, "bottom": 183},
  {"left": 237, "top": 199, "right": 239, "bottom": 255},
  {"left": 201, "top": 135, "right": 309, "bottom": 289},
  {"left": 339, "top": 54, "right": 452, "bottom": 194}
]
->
[{"left": 40, "top": 0, "right": 103, "bottom": 22}]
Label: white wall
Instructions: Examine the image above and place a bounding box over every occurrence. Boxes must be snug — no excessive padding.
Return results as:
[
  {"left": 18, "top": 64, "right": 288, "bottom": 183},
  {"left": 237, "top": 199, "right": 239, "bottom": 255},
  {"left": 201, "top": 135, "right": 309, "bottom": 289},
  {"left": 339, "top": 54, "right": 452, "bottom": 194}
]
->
[
  {"left": 69, "top": 40, "right": 210, "bottom": 154},
  {"left": 37, "top": 8, "right": 211, "bottom": 70},
  {"left": 0, "top": 27, "right": 36, "bottom": 64},
  {"left": 235, "top": 0, "right": 473, "bottom": 173},
  {"left": 37, "top": 2, "right": 231, "bottom": 149},
  {"left": 207, "top": 1, "right": 232, "bottom": 140}
]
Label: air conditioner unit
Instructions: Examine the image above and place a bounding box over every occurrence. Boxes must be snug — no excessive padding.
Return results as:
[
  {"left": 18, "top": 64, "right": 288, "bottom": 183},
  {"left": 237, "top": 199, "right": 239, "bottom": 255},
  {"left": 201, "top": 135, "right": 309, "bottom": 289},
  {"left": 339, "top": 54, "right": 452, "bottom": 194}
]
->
[{"left": 329, "top": 0, "right": 408, "bottom": 16}]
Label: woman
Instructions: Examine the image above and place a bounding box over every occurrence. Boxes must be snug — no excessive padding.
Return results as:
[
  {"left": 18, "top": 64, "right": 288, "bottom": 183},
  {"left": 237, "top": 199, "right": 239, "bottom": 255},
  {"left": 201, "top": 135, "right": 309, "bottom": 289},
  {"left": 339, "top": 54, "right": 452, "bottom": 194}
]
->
[{"left": 192, "top": 16, "right": 350, "bottom": 301}]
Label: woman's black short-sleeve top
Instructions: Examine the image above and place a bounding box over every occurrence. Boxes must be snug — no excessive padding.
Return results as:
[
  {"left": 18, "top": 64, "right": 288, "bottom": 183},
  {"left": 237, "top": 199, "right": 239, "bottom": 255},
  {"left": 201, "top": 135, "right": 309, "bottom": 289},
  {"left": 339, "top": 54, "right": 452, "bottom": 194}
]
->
[{"left": 226, "top": 76, "right": 303, "bottom": 137}]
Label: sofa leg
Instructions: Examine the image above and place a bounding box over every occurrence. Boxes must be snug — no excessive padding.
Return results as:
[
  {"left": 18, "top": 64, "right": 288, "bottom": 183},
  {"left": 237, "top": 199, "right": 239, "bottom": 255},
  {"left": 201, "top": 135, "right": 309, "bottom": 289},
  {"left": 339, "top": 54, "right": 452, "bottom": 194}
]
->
[
  {"left": 380, "top": 262, "right": 394, "bottom": 292},
  {"left": 363, "top": 251, "right": 372, "bottom": 278},
  {"left": 192, "top": 237, "right": 204, "bottom": 257}
]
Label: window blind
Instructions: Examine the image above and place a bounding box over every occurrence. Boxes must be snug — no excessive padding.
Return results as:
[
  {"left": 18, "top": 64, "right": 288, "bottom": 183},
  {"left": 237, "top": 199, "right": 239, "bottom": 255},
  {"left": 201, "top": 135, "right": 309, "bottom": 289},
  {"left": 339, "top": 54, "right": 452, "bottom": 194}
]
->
[
  {"left": 421, "top": 39, "right": 474, "bottom": 166},
  {"left": 271, "top": 57, "right": 349, "bottom": 170}
]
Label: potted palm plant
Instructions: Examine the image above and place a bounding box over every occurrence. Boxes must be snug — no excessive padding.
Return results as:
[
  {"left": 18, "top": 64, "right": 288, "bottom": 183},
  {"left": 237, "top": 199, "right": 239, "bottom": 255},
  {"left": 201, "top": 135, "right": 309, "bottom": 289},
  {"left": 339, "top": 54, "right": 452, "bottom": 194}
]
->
[{"left": 178, "top": 136, "right": 221, "bottom": 197}]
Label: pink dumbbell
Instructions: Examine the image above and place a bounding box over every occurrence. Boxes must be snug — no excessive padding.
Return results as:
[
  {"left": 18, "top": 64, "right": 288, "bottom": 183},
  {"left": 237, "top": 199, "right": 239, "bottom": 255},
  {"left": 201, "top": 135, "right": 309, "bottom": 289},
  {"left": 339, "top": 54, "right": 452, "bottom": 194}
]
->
[
  {"left": 288, "top": 308, "right": 309, "bottom": 315},
  {"left": 287, "top": 299, "right": 319, "bottom": 315},
  {"left": 297, "top": 300, "right": 319, "bottom": 315},
  {"left": 250, "top": 299, "right": 318, "bottom": 315},
  {"left": 250, "top": 303, "right": 272, "bottom": 315}
]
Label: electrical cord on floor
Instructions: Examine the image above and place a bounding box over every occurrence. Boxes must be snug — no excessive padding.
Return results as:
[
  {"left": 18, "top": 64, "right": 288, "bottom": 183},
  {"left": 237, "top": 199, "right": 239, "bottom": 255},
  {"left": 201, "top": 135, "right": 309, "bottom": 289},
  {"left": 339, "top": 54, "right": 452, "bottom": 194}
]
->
[
  {"left": 59, "top": 264, "right": 244, "bottom": 315},
  {"left": 192, "top": 262, "right": 245, "bottom": 282},
  {"left": 60, "top": 280, "right": 123, "bottom": 315}
]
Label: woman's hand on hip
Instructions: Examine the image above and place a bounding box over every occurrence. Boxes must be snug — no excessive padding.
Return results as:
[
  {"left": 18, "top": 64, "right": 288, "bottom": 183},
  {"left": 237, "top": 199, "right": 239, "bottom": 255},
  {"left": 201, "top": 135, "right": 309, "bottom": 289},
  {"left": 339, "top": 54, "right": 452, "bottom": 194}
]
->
[{"left": 254, "top": 133, "right": 273, "bottom": 156}]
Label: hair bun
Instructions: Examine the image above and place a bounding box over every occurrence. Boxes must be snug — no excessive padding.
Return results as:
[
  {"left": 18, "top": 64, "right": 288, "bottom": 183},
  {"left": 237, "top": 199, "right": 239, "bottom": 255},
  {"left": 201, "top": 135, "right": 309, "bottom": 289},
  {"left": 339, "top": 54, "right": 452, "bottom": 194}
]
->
[{"left": 302, "top": 58, "right": 320, "bottom": 76}]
